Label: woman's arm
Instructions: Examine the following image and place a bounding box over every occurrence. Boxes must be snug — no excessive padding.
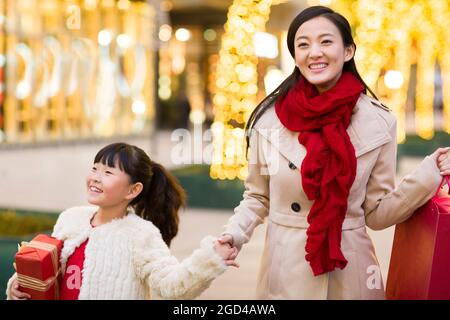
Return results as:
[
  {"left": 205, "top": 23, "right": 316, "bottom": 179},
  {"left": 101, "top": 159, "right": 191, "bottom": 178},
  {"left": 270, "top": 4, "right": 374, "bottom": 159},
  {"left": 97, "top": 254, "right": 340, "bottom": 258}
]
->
[
  {"left": 364, "top": 119, "right": 443, "bottom": 230},
  {"left": 134, "top": 230, "right": 227, "bottom": 300},
  {"left": 221, "top": 130, "right": 271, "bottom": 250}
]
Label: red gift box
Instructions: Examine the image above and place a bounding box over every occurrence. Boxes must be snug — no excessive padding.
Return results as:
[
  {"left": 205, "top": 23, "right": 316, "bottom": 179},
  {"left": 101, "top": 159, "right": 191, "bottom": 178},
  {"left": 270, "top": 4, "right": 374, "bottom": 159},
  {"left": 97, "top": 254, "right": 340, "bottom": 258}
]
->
[
  {"left": 14, "top": 234, "right": 63, "bottom": 300},
  {"left": 386, "top": 176, "right": 450, "bottom": 299}
]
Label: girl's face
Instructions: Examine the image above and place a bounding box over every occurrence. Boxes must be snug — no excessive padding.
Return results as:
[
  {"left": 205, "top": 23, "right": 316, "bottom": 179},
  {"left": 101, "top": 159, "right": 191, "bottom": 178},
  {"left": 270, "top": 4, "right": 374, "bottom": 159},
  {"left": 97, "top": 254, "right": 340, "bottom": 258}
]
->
[
  {"left": 294, "top": 16, "right": 354, "bottom": 93},
  {"left": 86, "top": 160, "right": 140, "bottom": 208}
]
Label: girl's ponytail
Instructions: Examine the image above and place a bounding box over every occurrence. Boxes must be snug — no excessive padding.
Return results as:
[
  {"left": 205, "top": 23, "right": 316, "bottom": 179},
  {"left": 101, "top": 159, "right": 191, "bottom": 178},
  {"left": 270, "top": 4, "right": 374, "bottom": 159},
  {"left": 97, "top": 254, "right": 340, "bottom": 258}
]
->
[
  {"left": 133, "top": 161, "right": 186, "bottom": 247},
  {"left": 95, "top": 142, "right": 186, "bottom": 247}
]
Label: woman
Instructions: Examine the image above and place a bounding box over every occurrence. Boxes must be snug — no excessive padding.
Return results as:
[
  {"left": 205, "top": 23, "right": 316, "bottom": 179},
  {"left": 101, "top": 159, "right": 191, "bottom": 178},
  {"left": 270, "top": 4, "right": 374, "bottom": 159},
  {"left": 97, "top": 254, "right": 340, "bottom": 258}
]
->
[{"left": 218, "top": 6, "right": 450, "bottom": 299}]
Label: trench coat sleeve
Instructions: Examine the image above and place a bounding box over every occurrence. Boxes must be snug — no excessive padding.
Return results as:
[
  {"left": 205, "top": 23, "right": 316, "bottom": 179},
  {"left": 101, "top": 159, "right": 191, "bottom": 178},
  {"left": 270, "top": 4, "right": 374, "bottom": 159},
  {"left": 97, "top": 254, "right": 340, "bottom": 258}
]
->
[
  {"left": 223, "top": 130, "right": 270, "bottom": 250},
  {"left": 363, "top": 119, "right": 442, "bottom": 230}
]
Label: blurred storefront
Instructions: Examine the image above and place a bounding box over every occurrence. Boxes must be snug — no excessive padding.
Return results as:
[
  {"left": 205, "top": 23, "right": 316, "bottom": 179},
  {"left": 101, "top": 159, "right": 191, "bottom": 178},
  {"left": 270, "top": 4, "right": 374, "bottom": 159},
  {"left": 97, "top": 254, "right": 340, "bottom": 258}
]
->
[
  {"left": 0, "top": 0, "right": 159, "bottom": 145},
  {"left": 157, "top": 0, "right": 230, "bottom": 129}
]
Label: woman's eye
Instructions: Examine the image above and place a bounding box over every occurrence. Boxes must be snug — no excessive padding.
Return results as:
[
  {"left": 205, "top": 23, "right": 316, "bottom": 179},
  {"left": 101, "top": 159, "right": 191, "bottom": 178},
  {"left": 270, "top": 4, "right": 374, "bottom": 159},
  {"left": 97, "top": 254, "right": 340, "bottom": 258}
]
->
[
  {"left": 105, "top": 171, "right": 113, "bottom": 175},
  {"left": 322, "top": 40, "right": 332, "bottom": 44},
  {"left": 91, "top": 167, "right": 97, "bottom": 171},
  {"left": 298, "top": 43, "right": 308, "bottom": 48}
]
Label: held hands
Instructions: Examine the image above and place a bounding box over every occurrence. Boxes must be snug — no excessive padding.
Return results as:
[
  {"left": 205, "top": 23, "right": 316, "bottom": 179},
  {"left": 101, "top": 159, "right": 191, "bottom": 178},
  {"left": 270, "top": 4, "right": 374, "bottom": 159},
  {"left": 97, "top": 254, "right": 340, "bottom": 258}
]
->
[
  {"left": 213, "top": 235, "right": 239, "bottom": 268},
  {"left": 9, "top": 278, "right": 31, "bottom": 300},
  {"left": 431, "top": 147, "right": 450, "bottom": 176},
  {"left": 217, "top": 233, "right": 239, "bottom": 265}
]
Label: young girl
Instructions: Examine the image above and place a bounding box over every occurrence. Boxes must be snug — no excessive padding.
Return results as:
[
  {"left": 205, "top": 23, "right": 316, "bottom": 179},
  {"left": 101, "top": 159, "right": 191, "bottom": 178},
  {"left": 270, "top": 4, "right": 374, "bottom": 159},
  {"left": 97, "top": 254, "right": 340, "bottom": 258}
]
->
[
  {"left": 219, "top": 5, "right": 450, "bottom": 299},
  {"left": 7, "top": 142, "right": 237, "bottom": 300}
]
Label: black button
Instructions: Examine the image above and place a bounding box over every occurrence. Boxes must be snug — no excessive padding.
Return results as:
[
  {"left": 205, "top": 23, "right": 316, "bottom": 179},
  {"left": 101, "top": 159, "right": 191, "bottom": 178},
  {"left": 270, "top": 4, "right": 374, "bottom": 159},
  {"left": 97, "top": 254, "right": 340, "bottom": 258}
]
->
[
  {"left": 291, "top": 202, "right": 301, "bottom": 212},
  {"left": 288, "top": 162, "right": 297, "bottom": 170}
]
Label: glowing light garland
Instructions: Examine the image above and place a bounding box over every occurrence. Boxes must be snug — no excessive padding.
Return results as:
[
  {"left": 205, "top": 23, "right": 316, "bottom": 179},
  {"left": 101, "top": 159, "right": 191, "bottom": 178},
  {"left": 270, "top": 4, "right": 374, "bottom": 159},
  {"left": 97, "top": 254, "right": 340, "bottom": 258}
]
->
[{"left": 211, "top": 0, "right": 273, "bottom": 180}]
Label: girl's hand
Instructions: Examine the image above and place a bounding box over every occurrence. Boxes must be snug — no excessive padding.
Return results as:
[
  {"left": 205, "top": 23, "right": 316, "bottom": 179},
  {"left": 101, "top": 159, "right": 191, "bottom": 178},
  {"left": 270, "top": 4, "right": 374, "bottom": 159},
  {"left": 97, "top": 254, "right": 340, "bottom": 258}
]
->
[
  {"left": 431, "top": 147, "right": 450, "bottom": 176},
  {"left": 217, "top": 233, "right": 239, "bottom": 262},
  {"left": 213, "top": 241, "right": 239, "bottom": 268},
  {"left": 217, "top": 233, "right": 234, "bottom": 247},
  {"left": 10, "top": 279, "right": 31, "bottom": 300}
]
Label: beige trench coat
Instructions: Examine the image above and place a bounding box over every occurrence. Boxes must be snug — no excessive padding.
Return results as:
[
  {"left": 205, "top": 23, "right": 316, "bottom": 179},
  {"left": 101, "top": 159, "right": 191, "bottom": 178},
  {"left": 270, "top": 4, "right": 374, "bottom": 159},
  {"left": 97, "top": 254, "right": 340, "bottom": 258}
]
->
[{"left": 224, "top": 93, "right": 442, "bottom": 300}]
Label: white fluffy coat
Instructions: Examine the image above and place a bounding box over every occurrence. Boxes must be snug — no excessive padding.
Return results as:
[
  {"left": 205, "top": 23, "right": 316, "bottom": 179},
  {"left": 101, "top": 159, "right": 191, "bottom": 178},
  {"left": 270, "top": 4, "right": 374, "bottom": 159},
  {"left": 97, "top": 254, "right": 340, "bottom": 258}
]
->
[{"left": 6, "top": 206, "right": 227, "bottom": 300}]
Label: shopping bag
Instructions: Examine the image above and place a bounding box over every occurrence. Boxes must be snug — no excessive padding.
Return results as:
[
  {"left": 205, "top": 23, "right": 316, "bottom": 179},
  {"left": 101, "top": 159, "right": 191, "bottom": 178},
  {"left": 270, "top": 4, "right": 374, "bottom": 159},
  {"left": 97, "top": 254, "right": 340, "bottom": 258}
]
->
[{"left": 386, "top": 176, "right": 450, "bottom": 299}]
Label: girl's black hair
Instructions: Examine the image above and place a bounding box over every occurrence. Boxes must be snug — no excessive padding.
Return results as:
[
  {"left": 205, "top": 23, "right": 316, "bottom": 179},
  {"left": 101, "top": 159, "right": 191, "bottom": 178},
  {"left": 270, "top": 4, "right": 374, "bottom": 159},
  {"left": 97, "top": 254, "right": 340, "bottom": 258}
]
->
[
  {"left": 94, "top": 142, "right": 186, "bottom": 246},
  {"left": 245, "top": 5, "right": 378, "bottom": 148}
]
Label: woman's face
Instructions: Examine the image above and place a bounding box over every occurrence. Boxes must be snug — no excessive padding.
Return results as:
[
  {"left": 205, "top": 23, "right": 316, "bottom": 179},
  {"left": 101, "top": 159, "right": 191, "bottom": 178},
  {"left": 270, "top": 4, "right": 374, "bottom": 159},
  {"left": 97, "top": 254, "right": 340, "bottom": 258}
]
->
[{"left": 294, "top": 16, "right": 354, "bottom": 93}]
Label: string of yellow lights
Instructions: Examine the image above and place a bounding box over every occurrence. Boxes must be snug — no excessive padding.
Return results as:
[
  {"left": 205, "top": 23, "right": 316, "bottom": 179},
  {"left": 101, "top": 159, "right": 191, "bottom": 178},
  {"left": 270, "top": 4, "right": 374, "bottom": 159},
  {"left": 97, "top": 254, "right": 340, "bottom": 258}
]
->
[{"left": 210, "top": 0, "right": 273, "bottom": 180}]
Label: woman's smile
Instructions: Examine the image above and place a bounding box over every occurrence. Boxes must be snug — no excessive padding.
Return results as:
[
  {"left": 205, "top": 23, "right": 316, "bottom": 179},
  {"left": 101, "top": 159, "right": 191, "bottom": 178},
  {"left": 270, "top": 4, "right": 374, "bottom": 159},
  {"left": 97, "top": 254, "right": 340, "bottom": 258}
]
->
[{"left": 309, "top": 62, "right": 328, "bottom": 73}]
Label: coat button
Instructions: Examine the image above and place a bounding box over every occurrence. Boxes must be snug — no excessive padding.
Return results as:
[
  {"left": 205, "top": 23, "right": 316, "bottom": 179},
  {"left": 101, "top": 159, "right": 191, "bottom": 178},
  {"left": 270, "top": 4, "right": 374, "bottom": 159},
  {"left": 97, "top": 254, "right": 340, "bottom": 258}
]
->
[
  {"left": 288, "top": 162, "right": 297, "bottom": 170},
  {"left": 291, "top": 202, "right": 301, "bottom": 212}
]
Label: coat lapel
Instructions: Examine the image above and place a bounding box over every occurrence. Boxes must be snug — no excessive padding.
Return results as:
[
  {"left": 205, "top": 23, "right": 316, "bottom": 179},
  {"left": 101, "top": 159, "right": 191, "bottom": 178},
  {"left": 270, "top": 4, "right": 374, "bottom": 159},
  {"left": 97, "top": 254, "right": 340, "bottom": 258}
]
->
[
  {"left": 347, "top": 94, "right": 392, "bottom": 157},
  {"left": 254, "top": 107, "right": 305, "bottom": 168},
  {"left": 254, "top": 94, "right": 392, "bottom": 168}
]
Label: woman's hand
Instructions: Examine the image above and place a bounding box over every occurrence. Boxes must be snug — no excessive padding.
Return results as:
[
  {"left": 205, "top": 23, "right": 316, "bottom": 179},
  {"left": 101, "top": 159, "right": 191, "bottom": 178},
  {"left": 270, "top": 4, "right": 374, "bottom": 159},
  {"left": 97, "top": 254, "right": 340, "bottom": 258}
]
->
[
  {"left": 217, "top": 233, "right": 239, "bottom": 261},
  {"left": 217, "top": 233, "right": 234, "bottom": 247},
  {"left": 431, "top": 147, "right": 450, "bottom": 176},
  {"left": 9, "top": 279, "right": 31, "bottom": 300},
  {"left": 213, "top": 241, "right": 239, "bottom": 268}
]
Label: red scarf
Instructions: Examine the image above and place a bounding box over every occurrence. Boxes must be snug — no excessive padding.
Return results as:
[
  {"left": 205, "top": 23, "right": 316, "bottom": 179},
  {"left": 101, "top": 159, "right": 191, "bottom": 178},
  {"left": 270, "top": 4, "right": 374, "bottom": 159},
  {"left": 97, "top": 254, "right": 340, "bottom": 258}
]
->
[{"left": 275, "top": 71, "right": 364, "bottom": 276}]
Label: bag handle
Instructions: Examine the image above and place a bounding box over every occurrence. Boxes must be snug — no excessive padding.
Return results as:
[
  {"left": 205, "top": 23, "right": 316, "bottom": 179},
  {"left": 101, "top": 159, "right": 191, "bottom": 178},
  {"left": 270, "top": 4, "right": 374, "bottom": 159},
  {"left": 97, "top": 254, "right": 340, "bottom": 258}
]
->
[{"left": 434, "top": 176, "right": 450, "bottom": 197}]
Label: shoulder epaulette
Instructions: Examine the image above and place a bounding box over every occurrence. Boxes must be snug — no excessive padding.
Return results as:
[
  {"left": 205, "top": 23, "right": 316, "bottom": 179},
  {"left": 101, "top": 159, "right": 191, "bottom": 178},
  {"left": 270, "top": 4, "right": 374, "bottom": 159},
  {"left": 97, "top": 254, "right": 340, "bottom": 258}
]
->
[{"left": 370, "top": 100, "right": 391, "bottom": 112}]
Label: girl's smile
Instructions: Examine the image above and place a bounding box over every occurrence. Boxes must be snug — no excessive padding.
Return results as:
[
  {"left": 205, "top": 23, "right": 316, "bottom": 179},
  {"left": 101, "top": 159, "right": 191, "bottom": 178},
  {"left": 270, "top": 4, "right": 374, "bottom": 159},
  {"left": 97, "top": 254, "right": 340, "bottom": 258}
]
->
[{"left": 88, "top": 185, "right": 103, "bottom": 193}]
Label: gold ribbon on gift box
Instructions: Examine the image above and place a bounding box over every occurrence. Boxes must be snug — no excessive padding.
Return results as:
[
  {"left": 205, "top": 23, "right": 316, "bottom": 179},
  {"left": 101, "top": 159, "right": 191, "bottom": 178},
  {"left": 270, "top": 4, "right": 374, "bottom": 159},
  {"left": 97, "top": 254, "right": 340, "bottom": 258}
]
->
[{"left": 14, "top": 239, "right": 61, "bottom": 299}]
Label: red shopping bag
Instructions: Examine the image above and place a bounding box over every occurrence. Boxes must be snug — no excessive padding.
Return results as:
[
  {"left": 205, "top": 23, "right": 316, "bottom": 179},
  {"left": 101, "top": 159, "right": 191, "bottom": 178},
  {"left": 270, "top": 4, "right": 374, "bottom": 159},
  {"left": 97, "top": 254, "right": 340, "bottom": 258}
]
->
[{"left": 386, "top": 176, "right": 450, "bottom": 299}]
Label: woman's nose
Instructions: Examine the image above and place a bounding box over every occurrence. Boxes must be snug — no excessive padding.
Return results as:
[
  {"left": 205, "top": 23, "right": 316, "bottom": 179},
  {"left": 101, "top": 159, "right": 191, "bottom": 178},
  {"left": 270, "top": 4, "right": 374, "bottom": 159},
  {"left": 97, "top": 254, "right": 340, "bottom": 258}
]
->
[{"left": 309, "top": 43, "right": 323, "bottom": 58}]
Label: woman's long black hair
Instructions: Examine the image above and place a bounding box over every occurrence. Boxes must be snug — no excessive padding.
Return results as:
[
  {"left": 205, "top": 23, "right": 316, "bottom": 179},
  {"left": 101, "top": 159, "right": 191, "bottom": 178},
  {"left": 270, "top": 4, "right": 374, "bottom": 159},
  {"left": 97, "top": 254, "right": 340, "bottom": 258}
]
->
[
  {"left": 94, "top": 142, "right": 186, "bottom": 246},
  {"left": 245, "top": 5, "right": 378, "bottom": 148}
]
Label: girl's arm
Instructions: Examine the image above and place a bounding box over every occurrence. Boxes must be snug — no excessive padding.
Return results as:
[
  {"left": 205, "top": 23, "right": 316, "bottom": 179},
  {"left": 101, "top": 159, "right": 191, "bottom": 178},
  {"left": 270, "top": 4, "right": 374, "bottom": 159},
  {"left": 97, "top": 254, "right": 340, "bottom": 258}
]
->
[
  {"left": 222, "top": 130, "right": 270, "bottom": 250},
  {"left": 363, "top": 118, "right": 443, "bottom": 230},
  {"left": 133, "top": 227, "right": 227, "bottom": 300}
]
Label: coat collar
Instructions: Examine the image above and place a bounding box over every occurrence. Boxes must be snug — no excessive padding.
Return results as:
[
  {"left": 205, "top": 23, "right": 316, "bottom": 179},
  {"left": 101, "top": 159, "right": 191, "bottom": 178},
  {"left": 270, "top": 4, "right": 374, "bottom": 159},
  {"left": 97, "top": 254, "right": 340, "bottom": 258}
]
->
[
  {"left": 53, "top": 206, "right": 138, "bottom": 272},
  {"left": 253, "top": 93, "right": 392, "bottom": 169},
  {"left": 53, "top": 206, "right": 137, "bottom": 239}
]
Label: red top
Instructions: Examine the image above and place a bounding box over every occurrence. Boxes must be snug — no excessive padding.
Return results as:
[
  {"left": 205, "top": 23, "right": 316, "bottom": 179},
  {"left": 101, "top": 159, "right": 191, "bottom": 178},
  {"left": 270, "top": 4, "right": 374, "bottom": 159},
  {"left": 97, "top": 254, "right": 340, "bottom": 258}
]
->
[
  {"left": 59, "top": 238, "right": 89, "bottom": 300},
  {"left": 60, "top": 222, "right": 96, "bottom": 300}
]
